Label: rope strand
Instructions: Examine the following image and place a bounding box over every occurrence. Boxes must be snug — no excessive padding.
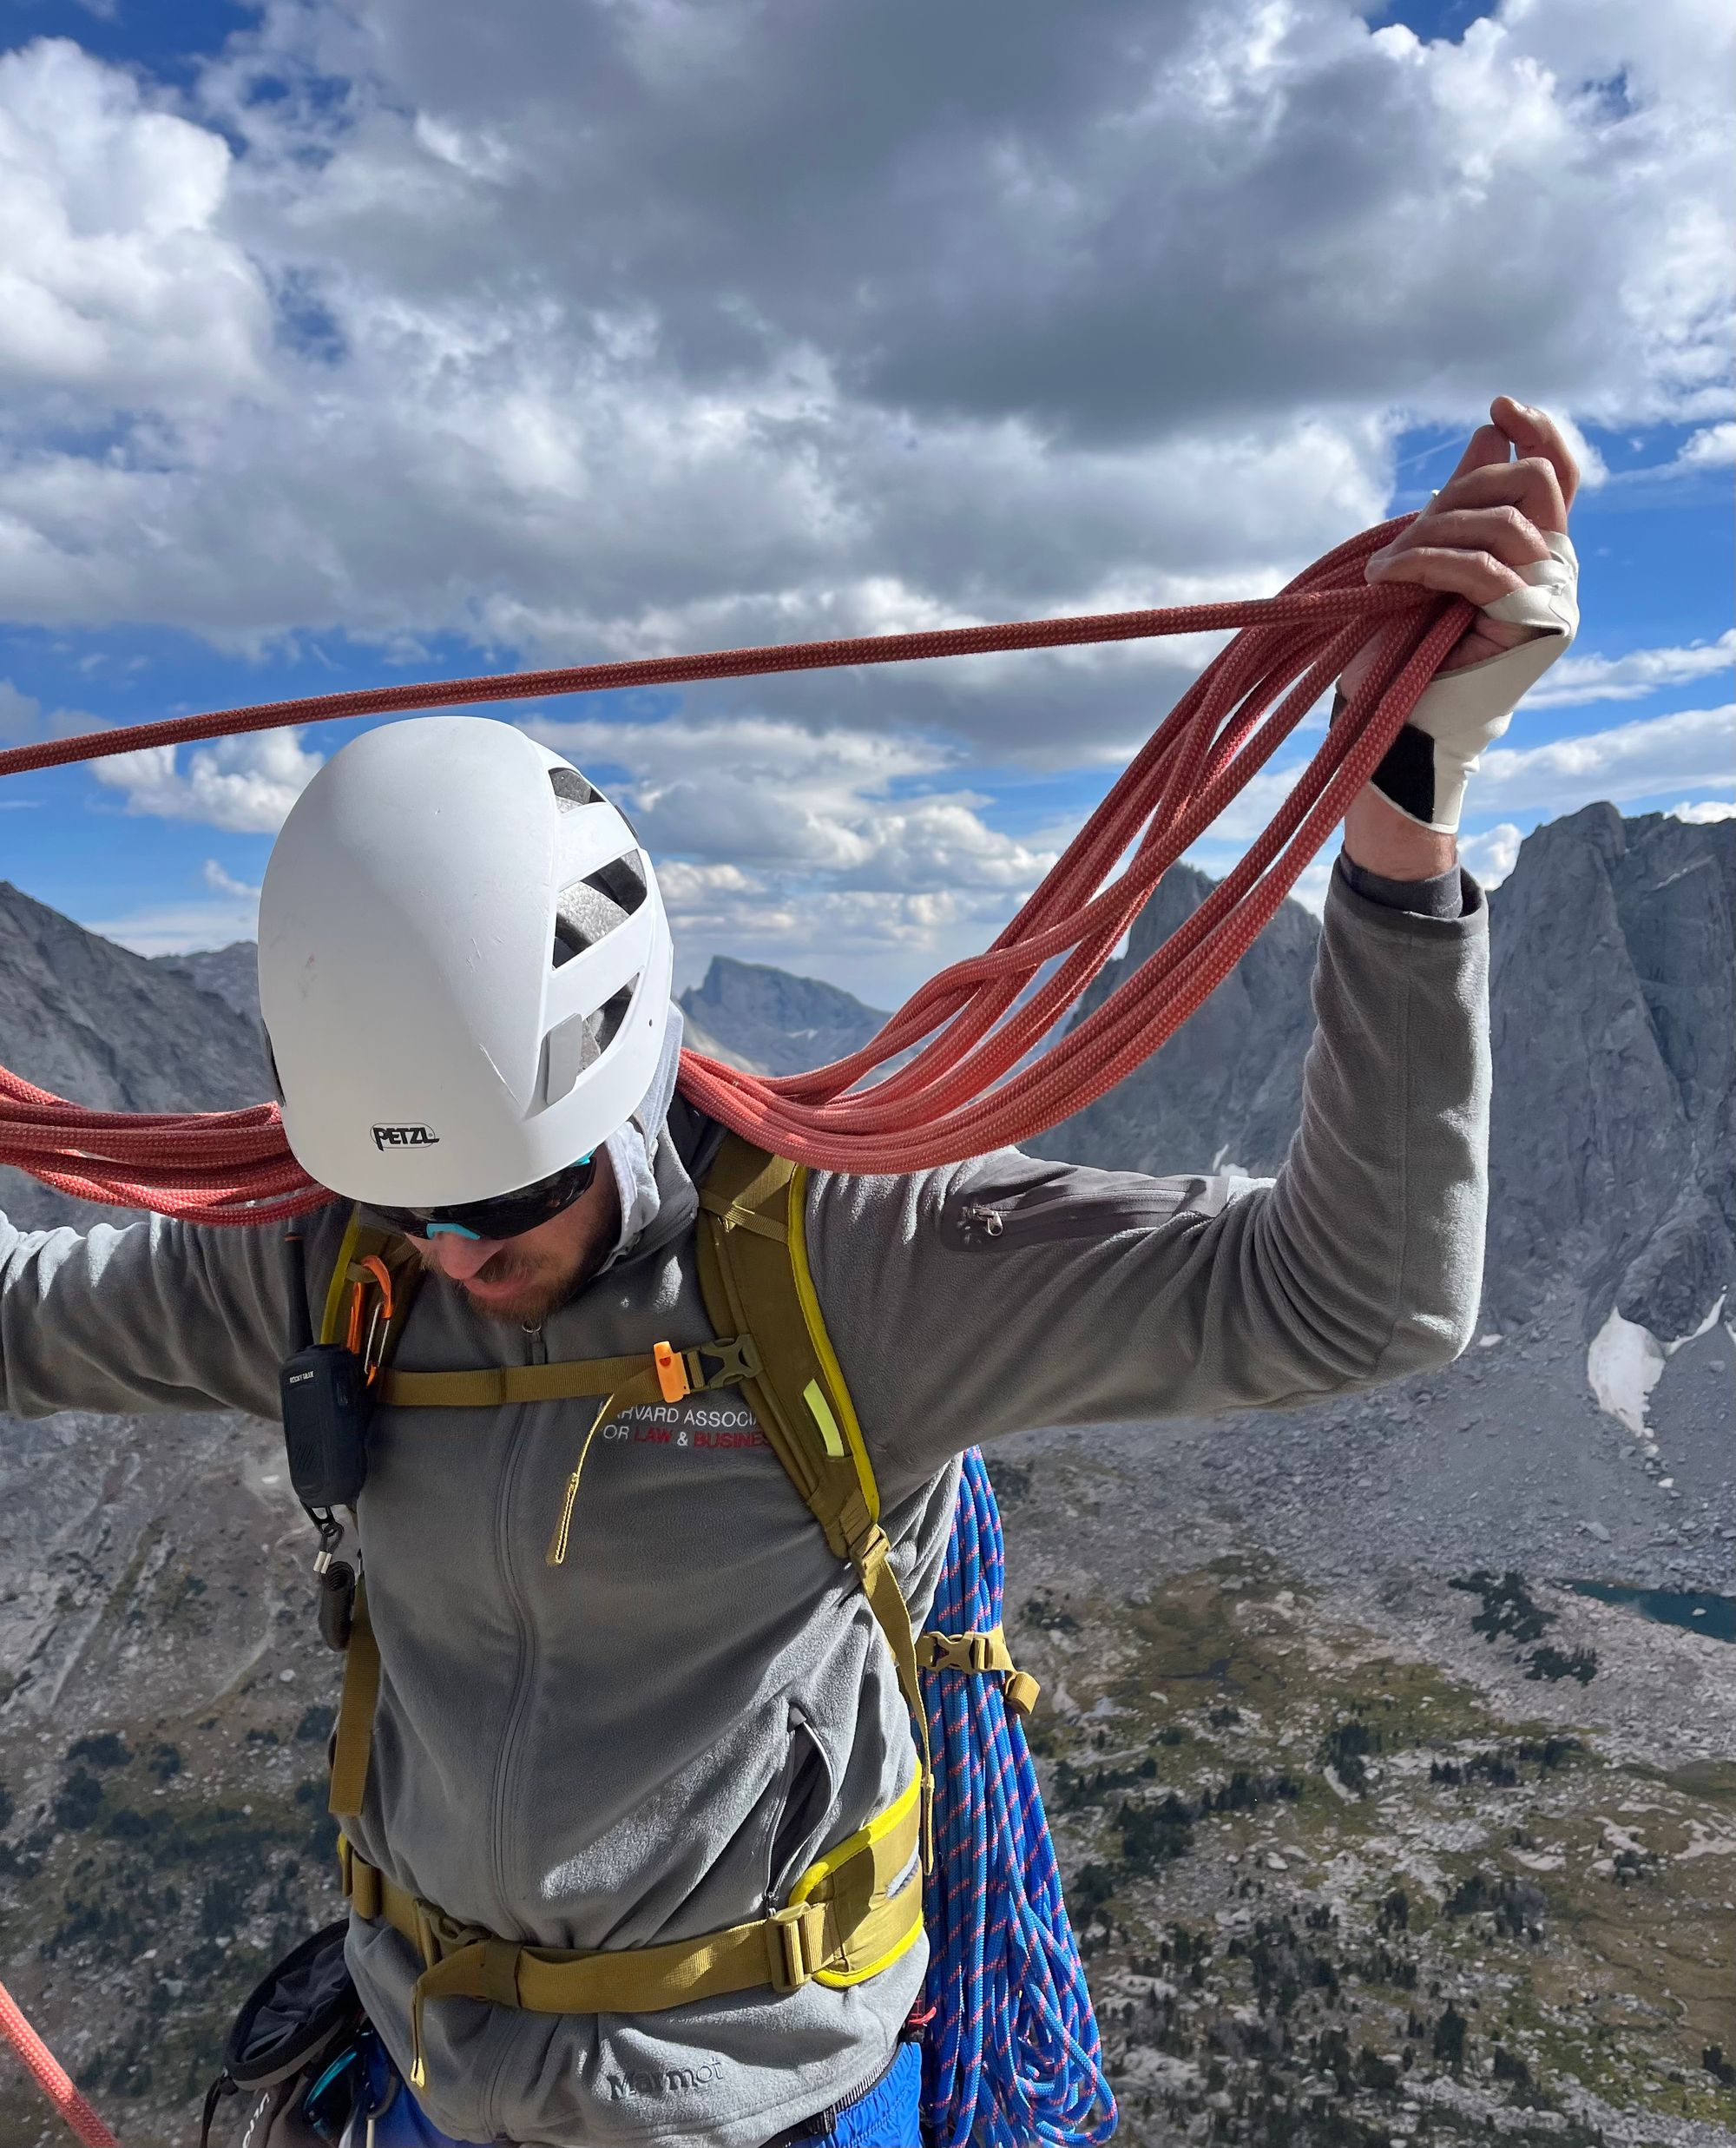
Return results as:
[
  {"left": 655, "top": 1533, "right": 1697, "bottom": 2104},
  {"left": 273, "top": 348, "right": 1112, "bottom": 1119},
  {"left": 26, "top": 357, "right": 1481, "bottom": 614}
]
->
[{"left": 0, "top": 1981, "right": 118, "bottom": 2148}]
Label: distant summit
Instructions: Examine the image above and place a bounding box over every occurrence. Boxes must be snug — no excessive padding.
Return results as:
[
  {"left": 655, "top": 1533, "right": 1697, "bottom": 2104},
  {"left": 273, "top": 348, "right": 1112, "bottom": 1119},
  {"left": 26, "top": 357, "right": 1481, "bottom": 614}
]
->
[
  {"left": 1033, "top": 811, "right": 1735, "bottom": 1353},
  {"left": 679, "top": 955, "right": 889, "bottom": 1078}
]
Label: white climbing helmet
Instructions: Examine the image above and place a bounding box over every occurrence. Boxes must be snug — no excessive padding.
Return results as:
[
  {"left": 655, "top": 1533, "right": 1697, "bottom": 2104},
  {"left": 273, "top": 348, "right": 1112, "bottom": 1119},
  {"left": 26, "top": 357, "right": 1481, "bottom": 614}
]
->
[{"left": 259, "top": 714, "right": 674, "bottom": 1207}]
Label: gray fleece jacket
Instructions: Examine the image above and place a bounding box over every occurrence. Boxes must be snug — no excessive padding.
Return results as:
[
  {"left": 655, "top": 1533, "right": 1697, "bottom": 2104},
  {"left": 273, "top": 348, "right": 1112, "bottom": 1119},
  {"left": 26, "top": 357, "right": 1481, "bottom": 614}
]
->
[{"left": 0, "top": 860, "right": 1490, "bottom": 2147}]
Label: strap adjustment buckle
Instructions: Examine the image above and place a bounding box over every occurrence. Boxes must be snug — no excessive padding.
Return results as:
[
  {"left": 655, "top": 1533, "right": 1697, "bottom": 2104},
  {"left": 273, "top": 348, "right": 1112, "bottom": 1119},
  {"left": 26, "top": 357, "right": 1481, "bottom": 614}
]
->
[
  {"left": 766, "top": 1901, "right": 825, "bottom": 1993},
  {"left": 682, "top": 1334, "right": 762, "bottom": 1391},
  {"left": 417, "top": 1900, "right": 492, "bottom": 1970}
]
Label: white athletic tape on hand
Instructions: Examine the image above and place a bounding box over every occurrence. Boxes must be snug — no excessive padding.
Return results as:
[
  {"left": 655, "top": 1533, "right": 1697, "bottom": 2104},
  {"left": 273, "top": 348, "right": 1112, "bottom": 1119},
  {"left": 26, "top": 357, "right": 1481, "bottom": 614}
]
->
[
  {"left": 1390, "top": 529, "right": 1578, "bottom": 835},
  {"left": 1480, "top": 530, "right": 1579, "bottom": 634}
]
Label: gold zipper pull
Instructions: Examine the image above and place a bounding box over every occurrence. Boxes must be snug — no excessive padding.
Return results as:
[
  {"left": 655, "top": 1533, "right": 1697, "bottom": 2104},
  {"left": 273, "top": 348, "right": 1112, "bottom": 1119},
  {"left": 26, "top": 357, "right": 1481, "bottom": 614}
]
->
[{"left": 545, "top": 1394, "right": 615, "bottom": 1567}]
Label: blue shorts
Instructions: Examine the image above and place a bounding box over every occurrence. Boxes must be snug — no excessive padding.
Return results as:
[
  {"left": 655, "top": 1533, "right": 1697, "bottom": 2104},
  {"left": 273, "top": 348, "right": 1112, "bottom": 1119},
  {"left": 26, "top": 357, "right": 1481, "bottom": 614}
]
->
[{"left": 343, "top": 2035, "right": 924, "bottom": 2147}]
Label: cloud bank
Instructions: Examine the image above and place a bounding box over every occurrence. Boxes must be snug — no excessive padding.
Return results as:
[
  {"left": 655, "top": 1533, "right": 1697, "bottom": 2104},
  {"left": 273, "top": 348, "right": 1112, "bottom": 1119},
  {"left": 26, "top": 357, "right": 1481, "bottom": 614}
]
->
[{"left": 2, "top": 0, "right": 1729, "bottom": 972}]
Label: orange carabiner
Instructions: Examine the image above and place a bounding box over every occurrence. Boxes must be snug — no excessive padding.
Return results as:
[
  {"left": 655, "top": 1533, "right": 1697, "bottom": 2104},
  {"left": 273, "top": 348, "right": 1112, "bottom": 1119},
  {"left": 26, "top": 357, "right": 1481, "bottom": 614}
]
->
[{"left": 345, "top": 1254, "right": 397, "bottom": 1381}]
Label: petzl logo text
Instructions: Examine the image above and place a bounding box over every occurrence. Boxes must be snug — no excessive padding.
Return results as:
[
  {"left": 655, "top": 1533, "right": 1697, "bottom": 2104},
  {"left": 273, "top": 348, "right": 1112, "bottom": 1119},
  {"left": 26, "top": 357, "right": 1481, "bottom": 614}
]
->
[{"left": 372, "top": 1124, "right": 441, "bottom": 1150}]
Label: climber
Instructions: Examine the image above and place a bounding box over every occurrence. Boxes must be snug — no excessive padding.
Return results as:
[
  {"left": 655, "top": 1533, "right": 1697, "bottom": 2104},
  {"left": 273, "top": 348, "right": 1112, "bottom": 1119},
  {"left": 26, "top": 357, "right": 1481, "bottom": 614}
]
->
[{"left": 0, "top": 399, "right": 1578, "bottom": 2148}]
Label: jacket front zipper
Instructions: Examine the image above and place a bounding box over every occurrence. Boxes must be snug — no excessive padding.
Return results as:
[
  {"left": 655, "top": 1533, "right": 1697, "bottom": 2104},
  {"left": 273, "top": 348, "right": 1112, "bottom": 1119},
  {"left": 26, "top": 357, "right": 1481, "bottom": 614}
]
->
[
  {"left": 488, "top": 1322, "right": 548, "bottom": 1934},
  {"left": 483, "top": 1321, "right": 548, "bottom": 2138}
]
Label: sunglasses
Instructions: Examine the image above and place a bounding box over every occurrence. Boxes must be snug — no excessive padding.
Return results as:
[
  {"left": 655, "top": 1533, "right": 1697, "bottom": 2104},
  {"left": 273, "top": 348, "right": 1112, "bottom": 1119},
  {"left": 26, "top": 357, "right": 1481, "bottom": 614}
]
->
[{"left": 366, "top": 1151, "right": 599, "bottom": 1243}]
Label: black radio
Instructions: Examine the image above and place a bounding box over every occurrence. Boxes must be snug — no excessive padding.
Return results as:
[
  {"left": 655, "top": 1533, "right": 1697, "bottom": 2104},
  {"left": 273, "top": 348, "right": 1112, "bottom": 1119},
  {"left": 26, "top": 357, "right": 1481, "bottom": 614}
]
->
[
  {"left": 279, "top": 1229, "right": 372, "bottom": 1512},
  {"left": 280, "top": 1341, "right": 370, "bottom": 1510}
]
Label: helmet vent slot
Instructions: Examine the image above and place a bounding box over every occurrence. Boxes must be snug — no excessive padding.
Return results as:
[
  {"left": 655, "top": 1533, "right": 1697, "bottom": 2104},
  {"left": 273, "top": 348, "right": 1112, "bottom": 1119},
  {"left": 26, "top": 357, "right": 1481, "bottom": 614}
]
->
[
  {"left": 548, "top": 768, "right": 597, "bottom": 807},
  {"left": 552, "top": 857, "right": 648, "bottom": 968},
  {"left": 592, "top": 984, "right": 634, "bottom": 1057},
  {"left": 537, "top": 981, "right": 640, "bottom": 1108}
]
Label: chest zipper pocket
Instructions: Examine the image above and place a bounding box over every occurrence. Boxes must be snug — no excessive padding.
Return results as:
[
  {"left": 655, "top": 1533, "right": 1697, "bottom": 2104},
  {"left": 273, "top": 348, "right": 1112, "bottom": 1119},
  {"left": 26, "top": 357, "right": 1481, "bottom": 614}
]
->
[
  {"left": 764, "top": 1705, "right": 835, "bottom": 1909},
  {"left": 950, "top": 1175, "right": 1214, "bottom": 1250}
]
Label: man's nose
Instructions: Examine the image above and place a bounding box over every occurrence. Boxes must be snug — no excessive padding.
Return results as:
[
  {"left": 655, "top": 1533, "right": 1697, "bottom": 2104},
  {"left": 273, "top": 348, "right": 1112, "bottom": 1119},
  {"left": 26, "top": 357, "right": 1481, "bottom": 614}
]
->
[{"left": 423, "top": 1230, "right": 503, "bottom": 1281}]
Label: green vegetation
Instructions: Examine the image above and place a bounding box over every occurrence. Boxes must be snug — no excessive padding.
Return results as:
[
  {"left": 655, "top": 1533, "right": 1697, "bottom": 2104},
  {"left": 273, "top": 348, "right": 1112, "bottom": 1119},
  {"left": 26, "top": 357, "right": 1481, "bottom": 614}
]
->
[
  {"left": 1009, "top": 1554, "right": 1736, "bottom": 2142},
  {"left": 0, "top": 1669, "right": 345, "bottom": 2140}
]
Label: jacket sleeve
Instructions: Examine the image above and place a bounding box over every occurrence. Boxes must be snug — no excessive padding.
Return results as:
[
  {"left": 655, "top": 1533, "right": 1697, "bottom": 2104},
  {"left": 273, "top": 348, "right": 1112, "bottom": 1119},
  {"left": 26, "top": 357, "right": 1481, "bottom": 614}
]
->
[
  {"left": 0, "top": 1202, "right": 343, "bottom": 1420},
  {"left": 803, "top": 863, "right": 1490, "bottom": 1510}
]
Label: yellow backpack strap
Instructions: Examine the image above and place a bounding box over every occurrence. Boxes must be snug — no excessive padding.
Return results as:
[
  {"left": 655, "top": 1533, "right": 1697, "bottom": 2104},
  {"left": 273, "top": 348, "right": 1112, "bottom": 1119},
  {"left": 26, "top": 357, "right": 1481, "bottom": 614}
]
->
[
  {"left": 329, "top": 1576, "right": 381, "bottom": 1820},
  {"left": 695, "top": 1134, "right": 935, "bottom": 1868}
]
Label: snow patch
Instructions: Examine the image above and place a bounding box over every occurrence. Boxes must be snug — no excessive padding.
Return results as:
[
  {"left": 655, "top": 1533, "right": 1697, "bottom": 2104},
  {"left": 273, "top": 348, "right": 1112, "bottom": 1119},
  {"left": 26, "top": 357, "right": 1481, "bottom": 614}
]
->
[
  {"left": 1587, "top": 1305, "right": 1667, "bottom": 1435},
  {"left": 1588, "top": 1290, "right": 1729, "bottom": 1434}
]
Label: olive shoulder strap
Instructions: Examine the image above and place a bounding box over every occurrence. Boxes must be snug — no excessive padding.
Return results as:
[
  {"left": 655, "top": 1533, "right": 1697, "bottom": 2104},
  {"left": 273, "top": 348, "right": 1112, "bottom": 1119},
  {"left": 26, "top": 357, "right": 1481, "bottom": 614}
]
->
[{"left": 694, "top": 1133, "right": 934, "bottom": 1864}]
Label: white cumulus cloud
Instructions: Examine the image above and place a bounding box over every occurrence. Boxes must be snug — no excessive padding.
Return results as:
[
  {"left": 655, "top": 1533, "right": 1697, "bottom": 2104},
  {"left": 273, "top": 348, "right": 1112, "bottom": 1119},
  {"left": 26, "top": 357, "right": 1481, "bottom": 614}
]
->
[
  {"left": 201, "top": 857, "right": 262, "bottom": 899},
  {"left": 0, "top": 38, "right": 269, "bottom": 405},
  {"left": 1526, "top": 629, "right": 1736, "bottom": 708},
  {"left": 1670, "top": 421, "right": 1736, "bottom": 471},
  {"left": 1476, "top": 702, "right": 1736, "bottom": 813},
  {"left": 0, "top": 0, "right": 1726, "bottom": 728},
  {"left": 89, "top": 728, "right": 323, "bottom": 834},
  {"left": 0, "top": 1, "right": 1729, "bottom": 995},
  {"left": 1457, "top": 822, "right": 1527, "bottom": 890}
]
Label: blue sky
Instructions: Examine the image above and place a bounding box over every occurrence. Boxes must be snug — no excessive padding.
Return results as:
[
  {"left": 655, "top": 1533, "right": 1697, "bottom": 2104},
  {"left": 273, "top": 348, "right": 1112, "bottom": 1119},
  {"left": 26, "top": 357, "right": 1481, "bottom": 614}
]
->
[{"left": 0, "top": 0, "right": 1729, "bottom": 1005}]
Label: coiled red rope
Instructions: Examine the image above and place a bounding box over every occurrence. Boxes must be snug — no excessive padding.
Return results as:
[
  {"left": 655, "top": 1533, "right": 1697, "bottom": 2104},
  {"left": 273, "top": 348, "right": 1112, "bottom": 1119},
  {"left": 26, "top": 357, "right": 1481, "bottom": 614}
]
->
[{"left": 0, "top": 512, "right": 1459, "bottom": 1222}]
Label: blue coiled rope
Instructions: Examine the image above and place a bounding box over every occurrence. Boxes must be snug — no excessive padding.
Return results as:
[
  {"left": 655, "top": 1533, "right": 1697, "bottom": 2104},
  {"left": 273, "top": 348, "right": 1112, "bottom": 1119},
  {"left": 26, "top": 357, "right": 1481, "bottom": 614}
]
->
[{"left": 915, "top": 1449, "right": 1117, "bottom": 2147}]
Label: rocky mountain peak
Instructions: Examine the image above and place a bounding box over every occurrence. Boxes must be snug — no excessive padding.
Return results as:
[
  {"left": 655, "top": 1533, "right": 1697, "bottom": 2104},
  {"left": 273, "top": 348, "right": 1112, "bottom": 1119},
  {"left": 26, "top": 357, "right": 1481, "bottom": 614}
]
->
[
  {"left": 1034, "top": 814, "right": 1734, "bottom": 1356},
  {"left": 679, "top": 954, "right": 890, "bottom": 1077}
]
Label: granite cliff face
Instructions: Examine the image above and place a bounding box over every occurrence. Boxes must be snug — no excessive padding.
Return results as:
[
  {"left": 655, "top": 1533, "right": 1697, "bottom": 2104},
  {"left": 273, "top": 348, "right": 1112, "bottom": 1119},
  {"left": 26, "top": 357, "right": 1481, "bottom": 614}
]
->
[
  {"left": 0, "top": 886, "right": 266, "bottom": 1233},
  {"left": 1481, "top": 805, "right": 1734, "bottom": 1347},
  {"left": 153, "top": 941, "right": 262, "bottom": 1027}
]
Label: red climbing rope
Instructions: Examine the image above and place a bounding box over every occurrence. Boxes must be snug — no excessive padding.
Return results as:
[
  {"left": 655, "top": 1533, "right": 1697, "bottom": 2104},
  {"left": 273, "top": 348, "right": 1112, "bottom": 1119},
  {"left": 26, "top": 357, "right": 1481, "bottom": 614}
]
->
[
  {"left": 0, "top": 1980, "right": 118, "bottom": 2147},
  {"left": 0, "top": 512, "right": 1463, "bottom": 1220}
]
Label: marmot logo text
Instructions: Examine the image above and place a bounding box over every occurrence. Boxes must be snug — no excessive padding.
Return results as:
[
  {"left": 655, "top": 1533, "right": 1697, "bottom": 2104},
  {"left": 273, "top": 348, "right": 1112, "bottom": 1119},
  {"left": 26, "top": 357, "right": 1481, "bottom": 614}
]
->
[
  {"left": 372, "top": 1124, "right": 441, "bottom": 1150},
  {"left": 607, "top": 2059, "right": 724, "bottom": 2098}
]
